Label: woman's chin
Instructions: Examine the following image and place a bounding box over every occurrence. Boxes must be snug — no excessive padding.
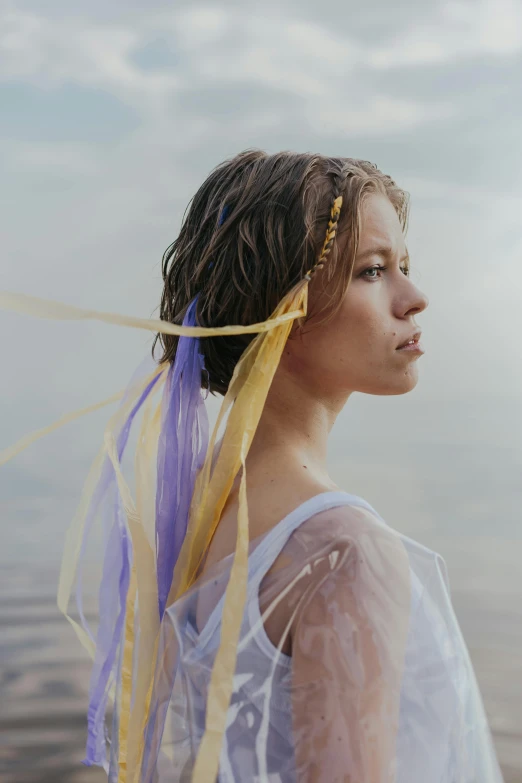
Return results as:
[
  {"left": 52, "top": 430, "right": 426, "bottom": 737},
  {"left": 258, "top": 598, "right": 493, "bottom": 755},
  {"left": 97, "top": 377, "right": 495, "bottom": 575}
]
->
[{"left": 360, "top": 369, "right": 420, "bottom": 397}]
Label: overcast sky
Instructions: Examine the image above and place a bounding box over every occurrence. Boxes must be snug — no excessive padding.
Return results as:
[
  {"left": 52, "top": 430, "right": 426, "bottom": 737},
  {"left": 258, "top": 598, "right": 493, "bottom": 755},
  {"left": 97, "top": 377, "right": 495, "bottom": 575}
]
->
[{"left": 1, "top": 0, "right": 522, "bottom": 565}]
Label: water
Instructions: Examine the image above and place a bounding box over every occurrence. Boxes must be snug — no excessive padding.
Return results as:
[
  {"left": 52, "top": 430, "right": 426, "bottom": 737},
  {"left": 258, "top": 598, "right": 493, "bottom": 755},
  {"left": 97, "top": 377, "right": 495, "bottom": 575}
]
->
[{"left": 1, "top": 540, "right": 521, "bottom": 783}]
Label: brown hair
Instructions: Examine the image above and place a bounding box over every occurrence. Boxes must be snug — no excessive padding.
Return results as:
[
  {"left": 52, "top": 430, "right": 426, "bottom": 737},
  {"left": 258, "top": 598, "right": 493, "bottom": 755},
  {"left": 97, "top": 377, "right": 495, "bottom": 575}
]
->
[{"left": 152, "top": 149, "right": 410, "bottom": 396}]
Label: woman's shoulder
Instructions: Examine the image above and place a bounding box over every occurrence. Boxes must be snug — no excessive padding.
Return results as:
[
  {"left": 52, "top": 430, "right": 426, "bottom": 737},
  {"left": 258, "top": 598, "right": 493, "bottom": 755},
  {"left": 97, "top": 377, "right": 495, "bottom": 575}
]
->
[
  {"left": 290, "top": 491, "right": 398, "bottom": 549},
  {"left": 258, "top": 491, "right": 413, "bottom": 659},
  {"left": 261, "top": 489, "right": 409, "bottom": 597}
]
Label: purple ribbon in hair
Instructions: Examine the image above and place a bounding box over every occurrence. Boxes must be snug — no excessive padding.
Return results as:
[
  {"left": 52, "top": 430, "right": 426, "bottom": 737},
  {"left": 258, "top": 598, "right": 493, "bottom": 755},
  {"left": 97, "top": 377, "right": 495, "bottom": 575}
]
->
[
  {"left": 78, "top": 296, "right": 209, "bottom": 768},
  {"left": 155, "top": 294, "right": 209, "bottom": 618}
]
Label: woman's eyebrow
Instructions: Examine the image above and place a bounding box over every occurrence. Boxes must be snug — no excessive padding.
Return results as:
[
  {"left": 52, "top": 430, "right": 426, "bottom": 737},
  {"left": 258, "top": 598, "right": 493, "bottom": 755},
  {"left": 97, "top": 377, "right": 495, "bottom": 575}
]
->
[{"left": 356, "top": 245, "right": 410, "bottom": 263}]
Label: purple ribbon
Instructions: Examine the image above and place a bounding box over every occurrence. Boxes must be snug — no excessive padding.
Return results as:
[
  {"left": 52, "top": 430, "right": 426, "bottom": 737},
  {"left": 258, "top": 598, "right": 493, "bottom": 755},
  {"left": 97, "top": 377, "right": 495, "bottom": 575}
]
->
[
  {"left": 82, "top": 368, "right": 163, "bottom": 765},
  {"left": 78, "top": 295, "right": 209, "bottom": 768},
  {"left": 155, "top": 294, "right": 209, "bottom": 619}
]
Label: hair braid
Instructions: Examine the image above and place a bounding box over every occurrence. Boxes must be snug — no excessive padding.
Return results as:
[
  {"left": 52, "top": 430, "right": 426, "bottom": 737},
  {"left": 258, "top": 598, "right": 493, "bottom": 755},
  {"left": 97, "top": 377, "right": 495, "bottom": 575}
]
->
[{"left": 304, "top": 165, "right": 352, "bottom": 281}]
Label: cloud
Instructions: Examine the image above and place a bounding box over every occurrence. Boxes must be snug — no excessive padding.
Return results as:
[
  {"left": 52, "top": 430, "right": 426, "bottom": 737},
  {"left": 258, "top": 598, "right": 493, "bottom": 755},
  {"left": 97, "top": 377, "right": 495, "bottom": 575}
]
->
[
  {"left": 4, "top": 2, "right": 519, "bottom": 127},
  {"left": 369, "top": 0, "right": 522, "bottom": 67},
  {"left": 0, "top": 9, "right": 180, "bottom": 110},
  {"left": 1, "top": 0, "right": 522, "bottom": 561}
]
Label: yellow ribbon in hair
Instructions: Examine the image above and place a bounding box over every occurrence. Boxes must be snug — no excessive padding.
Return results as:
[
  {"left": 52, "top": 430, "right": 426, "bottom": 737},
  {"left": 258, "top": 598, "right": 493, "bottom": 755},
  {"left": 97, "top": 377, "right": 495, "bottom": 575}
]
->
[
  {"left": 0, "top": 290, "right": 301, "bottom": 336},
  {"left": 0, "top": 280, "right": 309, "bottom": 783}
]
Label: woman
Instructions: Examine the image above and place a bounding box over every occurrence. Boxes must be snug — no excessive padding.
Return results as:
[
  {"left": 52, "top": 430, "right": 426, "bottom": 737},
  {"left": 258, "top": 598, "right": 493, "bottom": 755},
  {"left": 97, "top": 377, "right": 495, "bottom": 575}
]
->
[
  {"left": 139, "top": 151, "right": 503, "bottom": 782},
  {"left": 0, "top": 150, "right": 504, "bottom": 782}
]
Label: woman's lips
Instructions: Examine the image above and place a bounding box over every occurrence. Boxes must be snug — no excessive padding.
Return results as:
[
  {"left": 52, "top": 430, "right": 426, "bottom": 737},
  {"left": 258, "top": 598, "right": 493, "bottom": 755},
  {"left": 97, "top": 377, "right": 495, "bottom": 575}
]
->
[{"left": 396, "top": 340, "right": 424, "bottom": 353}]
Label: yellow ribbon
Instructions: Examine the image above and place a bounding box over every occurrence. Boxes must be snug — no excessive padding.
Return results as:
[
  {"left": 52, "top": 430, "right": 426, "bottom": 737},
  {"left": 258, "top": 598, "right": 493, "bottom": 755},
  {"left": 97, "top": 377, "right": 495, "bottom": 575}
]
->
[
  {"left": 0, "top": 289, "right": 302, "bottom": 336},
  {"left": 0, "top": 280, "right": 309, "bottom": 782}
]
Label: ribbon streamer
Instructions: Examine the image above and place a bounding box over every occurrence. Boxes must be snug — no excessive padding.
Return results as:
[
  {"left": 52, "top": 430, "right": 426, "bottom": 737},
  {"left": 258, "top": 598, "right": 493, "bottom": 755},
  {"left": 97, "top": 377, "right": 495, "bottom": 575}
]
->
[{"left": 0, "top": 278, "right": 309, "bottom": 782}]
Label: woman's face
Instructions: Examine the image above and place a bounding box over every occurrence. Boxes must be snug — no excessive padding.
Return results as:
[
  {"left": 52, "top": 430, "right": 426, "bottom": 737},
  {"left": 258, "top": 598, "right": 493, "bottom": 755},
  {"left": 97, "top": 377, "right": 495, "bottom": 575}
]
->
[{"left": 286, "top": 191, "right": 429, "bottom": 399}]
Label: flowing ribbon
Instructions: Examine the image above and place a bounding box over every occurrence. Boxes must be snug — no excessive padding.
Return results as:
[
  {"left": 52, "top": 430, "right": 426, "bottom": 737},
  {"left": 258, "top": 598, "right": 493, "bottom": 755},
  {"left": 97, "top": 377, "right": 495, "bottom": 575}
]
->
[{"left": 0, "top": 279, "right": 309, "bottom": 782}]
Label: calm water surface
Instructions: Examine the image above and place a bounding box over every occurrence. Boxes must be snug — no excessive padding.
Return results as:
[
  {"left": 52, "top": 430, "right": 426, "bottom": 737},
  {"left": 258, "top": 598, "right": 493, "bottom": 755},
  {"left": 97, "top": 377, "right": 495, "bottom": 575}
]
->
[{"left": 1, "top": 541, "right": 521, "bottom": 783}]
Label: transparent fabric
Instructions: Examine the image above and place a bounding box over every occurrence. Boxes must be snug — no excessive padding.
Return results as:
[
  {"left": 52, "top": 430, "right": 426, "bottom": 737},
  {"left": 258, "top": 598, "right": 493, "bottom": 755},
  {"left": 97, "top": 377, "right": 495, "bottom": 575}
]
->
[{"left": 141, "top": 492, "right": 504, "bottom": 783}]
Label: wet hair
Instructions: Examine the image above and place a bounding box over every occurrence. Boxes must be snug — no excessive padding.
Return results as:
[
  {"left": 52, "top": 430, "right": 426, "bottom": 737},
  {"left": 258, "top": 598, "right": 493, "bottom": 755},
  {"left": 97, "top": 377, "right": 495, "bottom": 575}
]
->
[{"left": 152, "top": 148, "right": 410, "bottom": 396}]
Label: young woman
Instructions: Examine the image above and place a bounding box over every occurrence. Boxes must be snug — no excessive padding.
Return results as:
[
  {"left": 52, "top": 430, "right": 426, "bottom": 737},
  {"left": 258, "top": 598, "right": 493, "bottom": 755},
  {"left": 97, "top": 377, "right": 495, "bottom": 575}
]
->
[
  {"left": 0, "top": 150, "right": 504, "bottom": 782},
  {"left": 139, "top": 151, "right": 503, "bottom": 782}
]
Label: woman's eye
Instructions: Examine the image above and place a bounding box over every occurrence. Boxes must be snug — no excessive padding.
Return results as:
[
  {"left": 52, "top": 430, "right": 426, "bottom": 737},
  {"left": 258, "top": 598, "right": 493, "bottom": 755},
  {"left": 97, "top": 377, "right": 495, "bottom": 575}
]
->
[
  {"left": 362, "top": 265, "right": 384, "bottom": 279},
  {"left": 362, "top": 265, "right": 410, "bottom": 280}
]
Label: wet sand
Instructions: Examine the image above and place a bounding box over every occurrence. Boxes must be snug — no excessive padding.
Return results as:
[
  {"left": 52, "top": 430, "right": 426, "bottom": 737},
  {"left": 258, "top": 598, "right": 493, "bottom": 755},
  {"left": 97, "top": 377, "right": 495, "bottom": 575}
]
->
[{"left": 1, "top": 555, "right": 520, "bottom": 783}]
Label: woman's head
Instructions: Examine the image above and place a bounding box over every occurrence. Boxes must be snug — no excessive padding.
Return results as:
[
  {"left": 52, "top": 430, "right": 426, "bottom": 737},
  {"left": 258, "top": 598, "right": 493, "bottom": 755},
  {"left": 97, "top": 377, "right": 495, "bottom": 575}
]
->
[
  {"left": 281, "top": 190, "right": 429, "bottom": 402},
  {"left": 153, "top": 149, "right": 428, "bottom": 397}
]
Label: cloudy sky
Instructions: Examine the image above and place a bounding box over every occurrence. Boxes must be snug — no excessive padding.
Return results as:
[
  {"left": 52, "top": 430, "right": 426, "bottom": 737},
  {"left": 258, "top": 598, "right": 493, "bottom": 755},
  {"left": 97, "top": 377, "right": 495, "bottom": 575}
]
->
[{"left": 1, "top": 0, "right": 522, "bottom": 567}]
